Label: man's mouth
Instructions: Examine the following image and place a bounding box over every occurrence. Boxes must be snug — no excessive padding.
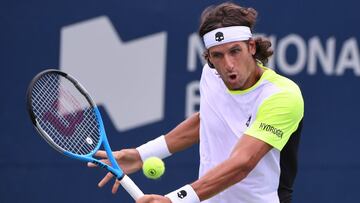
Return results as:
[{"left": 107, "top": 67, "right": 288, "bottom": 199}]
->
[{"left": 229, "top": 74, "right": 237, "bottom": 81}]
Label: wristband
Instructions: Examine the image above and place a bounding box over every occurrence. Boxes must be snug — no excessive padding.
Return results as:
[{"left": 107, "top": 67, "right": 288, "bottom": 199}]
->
[
  {"left": 165, "top": 184, "right": 200, "bottom": 203},
  {"left": 136, "top": 135, "right": 171, "bottom": 161}
]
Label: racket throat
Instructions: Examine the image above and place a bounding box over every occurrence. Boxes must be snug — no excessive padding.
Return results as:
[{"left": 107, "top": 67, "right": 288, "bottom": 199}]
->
[{"left": 91, "top": 160, "right": 124, "bottom": 179}]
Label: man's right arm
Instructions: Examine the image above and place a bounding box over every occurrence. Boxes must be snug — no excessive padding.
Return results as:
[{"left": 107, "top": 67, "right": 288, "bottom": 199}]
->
[
  {"left": 165, "top": 112, "right": 200, "bottom": 154},
  {"left": 88, "top": 112, "right": 200, "bottom": 193}
]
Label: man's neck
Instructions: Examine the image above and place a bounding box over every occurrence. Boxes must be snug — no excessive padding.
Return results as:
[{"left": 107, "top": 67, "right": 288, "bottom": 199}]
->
[{"left": 241, "top": 63, "right": 264, "bottom": 90}]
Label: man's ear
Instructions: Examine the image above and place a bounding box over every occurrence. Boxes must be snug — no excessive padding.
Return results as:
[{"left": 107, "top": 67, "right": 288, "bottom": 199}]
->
[
  {"left": 248, "top": 39, "right": 256, "bottom": 55},
  {"left": 207, "top": 58, "right": 215, "bottom": 69},
  {"left": 204, "top": 51, "right": 215, "bottom": 69}
]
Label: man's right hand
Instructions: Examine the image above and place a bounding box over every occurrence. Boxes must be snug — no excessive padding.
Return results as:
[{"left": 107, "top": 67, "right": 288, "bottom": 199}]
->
[{"left": 87, "top": 148, "right": 143, "bottom": 194}]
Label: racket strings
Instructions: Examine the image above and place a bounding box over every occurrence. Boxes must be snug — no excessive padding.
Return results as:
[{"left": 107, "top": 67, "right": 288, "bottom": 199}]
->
[
  {"left": 34, "top": 74, "right": 99, "bottom": 154},
  {"left": 31, "top": 73, "right": 100, "bottom": 155}
]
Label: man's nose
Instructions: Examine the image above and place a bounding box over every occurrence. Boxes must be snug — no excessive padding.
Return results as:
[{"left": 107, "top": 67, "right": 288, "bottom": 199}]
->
[{"left": 224, "top": 55, "right": 234, "bottom": 72}]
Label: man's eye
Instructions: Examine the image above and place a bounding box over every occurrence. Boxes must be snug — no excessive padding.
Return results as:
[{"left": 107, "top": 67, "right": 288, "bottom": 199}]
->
[
  {"left": 230, "top": 48, "right": 241, "bottom": 54},
  {"left": 212, "top": 53, "right": 222, "bottom": 58}
]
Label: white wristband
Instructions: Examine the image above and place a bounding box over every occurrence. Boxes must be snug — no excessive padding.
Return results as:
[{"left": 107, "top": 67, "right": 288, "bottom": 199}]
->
[
  {"left": 165, "top": 185, "right": 200, "bottom": 203},
  {"left": 136, "top": 135, "right": 172, "bottom": 161}
]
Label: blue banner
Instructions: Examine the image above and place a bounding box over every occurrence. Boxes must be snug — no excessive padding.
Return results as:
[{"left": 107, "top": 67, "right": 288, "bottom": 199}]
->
[{"left": 1, "top": 0, "right": 359, "bottom": 202}]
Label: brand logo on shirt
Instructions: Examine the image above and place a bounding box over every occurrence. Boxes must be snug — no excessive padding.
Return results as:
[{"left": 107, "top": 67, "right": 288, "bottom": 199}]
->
[
  {"left": 259, "top": 122, "right": 283, "bottom": 138},
  {"left": 246, "top": 115, "right": 252, "bottom": 127}
]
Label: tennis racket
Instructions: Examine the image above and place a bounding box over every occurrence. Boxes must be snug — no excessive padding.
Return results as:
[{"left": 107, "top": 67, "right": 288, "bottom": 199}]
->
[{"left": 26, "top": 69, "right": 144, "bottom": 200}]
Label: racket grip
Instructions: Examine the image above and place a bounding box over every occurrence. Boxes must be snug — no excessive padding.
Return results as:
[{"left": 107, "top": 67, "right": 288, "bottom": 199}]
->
[{"left": 120, "top": 175, "right": 144, "bottom": 200}]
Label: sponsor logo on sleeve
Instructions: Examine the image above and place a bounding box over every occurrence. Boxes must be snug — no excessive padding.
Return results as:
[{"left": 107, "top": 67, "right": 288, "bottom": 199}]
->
[{"left": 259, "top": 122, "right": 283, "bottom": 138}]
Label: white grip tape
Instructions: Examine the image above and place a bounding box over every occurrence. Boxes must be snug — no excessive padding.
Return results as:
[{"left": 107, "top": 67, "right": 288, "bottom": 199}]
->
[
  {"left": 136, "top": 135, "right": 172, "bottom": 161},
  {"left": 165, "top": 184, "right": 201, "bottom": 203},
  {"left": 120, "top": 175, "right": 144, "bottom": 200}
]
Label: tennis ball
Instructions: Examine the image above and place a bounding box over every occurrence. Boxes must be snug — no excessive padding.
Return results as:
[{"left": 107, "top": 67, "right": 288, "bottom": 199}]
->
[{"left": 142, "top": 157, "right": 165, "bottom": 179}]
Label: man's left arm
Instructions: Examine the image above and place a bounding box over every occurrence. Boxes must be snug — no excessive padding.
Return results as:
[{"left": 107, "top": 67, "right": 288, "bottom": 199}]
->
[
  {"left": 191, "top": 134, "right": 272, "bottom": 200},
  {"left": 135, "top": 135, "right": 272, "bottom": 203}
]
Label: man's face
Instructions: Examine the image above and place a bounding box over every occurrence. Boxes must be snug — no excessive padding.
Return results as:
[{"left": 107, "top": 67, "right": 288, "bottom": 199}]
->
[{"left": 208, "top": 40, "right": 256, "bottom": 90}]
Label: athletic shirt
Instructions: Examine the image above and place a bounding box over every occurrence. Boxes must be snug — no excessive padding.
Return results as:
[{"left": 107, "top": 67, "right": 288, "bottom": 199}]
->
[{"left": 199, "top": 63, "right": 304, "bottom": 203}]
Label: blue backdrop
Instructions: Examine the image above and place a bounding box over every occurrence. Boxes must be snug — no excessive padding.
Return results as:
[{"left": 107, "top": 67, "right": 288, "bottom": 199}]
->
[{"left": 1, "top": 0, "right": 359, "bottom": 202}]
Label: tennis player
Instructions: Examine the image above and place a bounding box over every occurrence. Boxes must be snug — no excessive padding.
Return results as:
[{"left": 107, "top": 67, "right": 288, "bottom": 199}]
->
[{"left": 89, "top": 2, "right": 304, "bottom": 203}]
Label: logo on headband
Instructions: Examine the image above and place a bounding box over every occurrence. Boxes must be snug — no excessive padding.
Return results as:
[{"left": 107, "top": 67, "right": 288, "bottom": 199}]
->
[{"left": 215, "top": 32, "right": 224, "bottom": 42}]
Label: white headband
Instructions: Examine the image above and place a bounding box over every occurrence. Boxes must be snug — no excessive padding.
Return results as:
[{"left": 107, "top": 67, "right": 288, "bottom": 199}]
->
[{"left": 203, "top": 26, "right": 252, "bottom": 49}]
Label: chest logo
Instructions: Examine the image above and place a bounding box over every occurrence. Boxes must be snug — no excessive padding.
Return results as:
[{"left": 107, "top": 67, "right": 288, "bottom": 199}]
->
[{"left": 246, "top": 115, "right": 252, "bottom": 127}]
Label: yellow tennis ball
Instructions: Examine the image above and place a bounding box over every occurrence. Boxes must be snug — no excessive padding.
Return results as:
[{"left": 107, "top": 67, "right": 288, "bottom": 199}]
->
[{"left": 142, "top": 157, "right": 165, "bottom": 179}]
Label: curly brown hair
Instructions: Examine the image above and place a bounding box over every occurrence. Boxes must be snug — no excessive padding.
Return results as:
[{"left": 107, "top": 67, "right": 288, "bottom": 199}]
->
[{"left": 199, "top": 2, "right": 273, "bottom": 65}]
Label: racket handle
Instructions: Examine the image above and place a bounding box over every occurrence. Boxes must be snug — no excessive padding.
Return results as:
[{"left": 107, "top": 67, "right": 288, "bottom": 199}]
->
[{"left": 120, "top": 175, "right": 144, "bottom": 200}]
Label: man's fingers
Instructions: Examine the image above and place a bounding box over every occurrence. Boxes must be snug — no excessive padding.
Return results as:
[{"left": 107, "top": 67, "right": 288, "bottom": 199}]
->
[
  {"left": 114, "top": 150, "right": 125, "bottom": 160},
  {"left": 87, "top": 162, "right": 97, "bottom": 167},
  {"left": 94, "top": 150, "right": 108, "bottom": 158},
  {"left": 98, "top": 172, "right": 114, "bottom": 188},
  {"left": 87, "top": 151, "right": 107, "bottom": 167},
  {"left": 87, "top": 158, "right": 111, "bottom": 168},
  {"left": 112, "top": 180, "right": 121, "bottom": 194}
]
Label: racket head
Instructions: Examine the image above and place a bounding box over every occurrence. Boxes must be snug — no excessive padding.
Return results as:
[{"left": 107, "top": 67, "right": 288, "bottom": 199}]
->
[
  {"left": 26, "top": 69, "right": 103, "bottom": 157},
  {"left": 27, "top": 69, "right": 143, "bottom": 199}
]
